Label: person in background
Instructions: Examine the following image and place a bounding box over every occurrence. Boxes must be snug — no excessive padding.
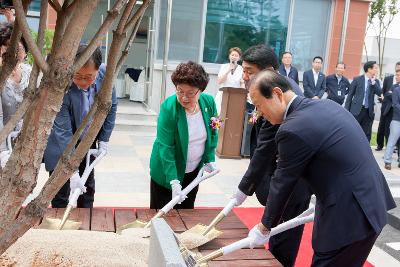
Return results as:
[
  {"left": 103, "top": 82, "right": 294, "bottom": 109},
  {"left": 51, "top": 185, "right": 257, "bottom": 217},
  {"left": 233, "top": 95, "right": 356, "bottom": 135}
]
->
[
  {"left": 278, "top": 51, "right": 299, "bottom": 84},
  {"left": 302, "top": 56, "right": 326, "bottom": 99},
  {"left": 44, "top": 45, "right": 117, "bottom": 208},
  {"left": 215, "top": 47, "right": 244, "bottom": 114},
  {"left": 0, "top": 22, "right": 31, "bottom": 167},
  {"left": 325, "top": 62, "right": 350, "bottom": 105},
  {"left": 345, "top": 61, "right": 382, "bottom": 142},
  {"left": 149, "top": 61, "right": 219, "bottom": 209},
  {"left": 383, "top": 69, "right": 400, "bottom": 170},
  {"left": 376, "top": 62, "right": 400, "bottom": 151}
]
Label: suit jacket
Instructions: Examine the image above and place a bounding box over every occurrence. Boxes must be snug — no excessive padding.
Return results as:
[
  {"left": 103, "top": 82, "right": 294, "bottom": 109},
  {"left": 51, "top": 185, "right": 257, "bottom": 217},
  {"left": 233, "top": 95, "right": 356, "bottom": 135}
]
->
[
  {"left": 262, "top": 96, "right": 396, "bottom": 252},
  {"left": 381, "top": 75, "right": 395, "bottom": 116},
  {"left": 302, "top": 69, "right": 326, "bottom": 98},
  {"left": 325, "top": 74, "right": 350, "bottom": 105},
  {"left": 44, "top": 64, "right": 117, "bottom": 171},
  {"left": 149, "top": 93, "right": 218, "bottom": 189},
  {"left": 391, "top": 84, "right": 400, "bottom": 121},
  {"left": 278, "top": 64, "right": 299, "bottom": 84},
  {"left": 345, "top": 75, "right": 382, "bottom": 119}
]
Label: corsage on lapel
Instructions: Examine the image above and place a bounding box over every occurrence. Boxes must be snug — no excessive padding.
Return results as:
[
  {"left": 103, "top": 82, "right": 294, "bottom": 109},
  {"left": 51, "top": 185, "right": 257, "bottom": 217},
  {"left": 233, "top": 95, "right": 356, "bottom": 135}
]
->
[
  {"left": 210, "top": 116, "right": 224, "bottom": 130},
  {"left": 249, "top": 109, "right": 261, "bottom": 124}
]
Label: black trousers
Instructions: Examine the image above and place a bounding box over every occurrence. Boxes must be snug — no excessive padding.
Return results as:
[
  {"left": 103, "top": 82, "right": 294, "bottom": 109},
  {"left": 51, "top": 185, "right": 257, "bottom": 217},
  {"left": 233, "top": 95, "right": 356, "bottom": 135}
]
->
[
  {"left": 150, "top": 168, "right": 200, "bottom": 209},
  {"left": 377, "top": 109, "right": 392, "bottom": 148},
  {"left": 255, "top": 176, "right": 311, "bottom": 267},
  {"left": 51, "top": 154, "right": 96, "bottom": 208},
  {"left": 355, "top": 107, "right": 374, "bottom": 142},
  {"left": 311, "top": 232, "right": 379, "bottom": 267}
]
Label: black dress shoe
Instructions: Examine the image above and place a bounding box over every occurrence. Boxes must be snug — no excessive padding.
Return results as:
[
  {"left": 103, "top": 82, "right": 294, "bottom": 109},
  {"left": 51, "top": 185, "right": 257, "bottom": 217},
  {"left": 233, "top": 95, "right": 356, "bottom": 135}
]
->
[{"left": 375, "top": 147, "right": 383, "bottom": 151}]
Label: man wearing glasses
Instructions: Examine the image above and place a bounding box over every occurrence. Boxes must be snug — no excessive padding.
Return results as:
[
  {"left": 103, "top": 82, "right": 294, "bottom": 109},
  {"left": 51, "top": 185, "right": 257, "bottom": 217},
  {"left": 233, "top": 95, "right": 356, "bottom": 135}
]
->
[{"left": 43, "top": 45, "right": 117, "bottom": 208}]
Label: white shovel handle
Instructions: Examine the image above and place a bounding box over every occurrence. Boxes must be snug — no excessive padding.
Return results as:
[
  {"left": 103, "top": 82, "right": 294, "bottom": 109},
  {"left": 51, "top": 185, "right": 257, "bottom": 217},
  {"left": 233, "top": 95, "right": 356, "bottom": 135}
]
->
[
  {"left": 221, "top": 209, "right": 315, "bottom": 256},
  {"left": 222, "top": 198, "right": 236, "bottom": 216},
  {"left": 161, "top": 167, "right": 220, "bottom": 214}
]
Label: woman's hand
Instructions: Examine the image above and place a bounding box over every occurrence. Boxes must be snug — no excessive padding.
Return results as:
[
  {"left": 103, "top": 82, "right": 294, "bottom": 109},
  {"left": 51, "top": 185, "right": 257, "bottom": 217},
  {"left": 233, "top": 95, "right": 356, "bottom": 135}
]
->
[{"left": 0, "top": 8, "right": 15, "bottom": 23}]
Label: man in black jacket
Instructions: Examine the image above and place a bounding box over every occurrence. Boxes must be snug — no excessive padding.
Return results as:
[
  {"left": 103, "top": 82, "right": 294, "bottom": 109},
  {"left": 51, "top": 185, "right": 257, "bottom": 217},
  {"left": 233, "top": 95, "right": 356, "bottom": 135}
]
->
[
  {"left": 376, "top": 62, "right": 400, "bottom": 151},
  {"left": 345, "top": 61, "right": 382, "bottom": 142},
  {"left": 231, "top": 44, "right": 312, "bottom": 267},
  {"left": 302, "top": 56, "right": 326, "bottom": 99},
  {"left": 247, "top": 70, "right": 395, "bottom": 267},
  {"left": 278, "top": 51, "right": 299, "bottom": 84},
  {"left": 325, "top": 62, "right": 350, "bottom": 105}
]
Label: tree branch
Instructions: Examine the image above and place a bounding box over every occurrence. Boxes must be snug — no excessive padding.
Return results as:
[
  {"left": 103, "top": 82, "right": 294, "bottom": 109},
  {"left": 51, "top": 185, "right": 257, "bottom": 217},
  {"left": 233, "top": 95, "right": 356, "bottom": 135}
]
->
[
  {"left": 13, "top": 0, "right": 49, "bottom": 73},
  {"left": 72, "top": 0, "right": 128, "bottom": 72},
  {"left": 124, "top": 0, "right": 149, "bottom": 32},
  {"left": 116, "top": 0, "right": 137, "bottom": 34},
  {"left": 48, "top": 0, "right": 62, "bottom": 12}
]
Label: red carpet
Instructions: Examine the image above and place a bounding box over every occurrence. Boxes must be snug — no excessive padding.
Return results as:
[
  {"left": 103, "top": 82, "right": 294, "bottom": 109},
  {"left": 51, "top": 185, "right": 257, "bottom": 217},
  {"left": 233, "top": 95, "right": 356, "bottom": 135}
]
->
[{"left": 233, "top": 207, "right": 374, "bottom": 267}]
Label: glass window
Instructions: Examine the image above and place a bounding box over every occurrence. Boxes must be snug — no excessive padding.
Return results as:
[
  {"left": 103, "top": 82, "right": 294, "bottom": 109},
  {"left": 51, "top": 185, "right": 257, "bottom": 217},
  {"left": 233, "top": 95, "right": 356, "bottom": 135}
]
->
[
  {"left": 288, "top": 0, "right": 332, "bottom": 71},
  {"left": 29, "top": 0, "right": 41, "bottom": 12},
  {"left": 157, "top": 0, "right": 204, "bottom": 61},
  {"left": 203, "top": 0, "right": 291, "bottom": 64}
]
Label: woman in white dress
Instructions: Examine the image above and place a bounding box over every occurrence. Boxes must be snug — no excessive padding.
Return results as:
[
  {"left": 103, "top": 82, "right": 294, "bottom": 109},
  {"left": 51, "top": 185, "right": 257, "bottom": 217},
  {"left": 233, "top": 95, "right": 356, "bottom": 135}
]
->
[{"left": 215, "top": 47, "right": 244, "bottom": 114}]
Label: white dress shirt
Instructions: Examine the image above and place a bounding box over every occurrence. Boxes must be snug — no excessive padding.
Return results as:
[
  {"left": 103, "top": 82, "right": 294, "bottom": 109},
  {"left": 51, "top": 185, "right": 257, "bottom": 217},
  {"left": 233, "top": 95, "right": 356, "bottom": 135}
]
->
[
  {"left": 185, "top": 111, "right": 207, "bottom": 173},
  {"left": 312, "top": 69, "right": 319, "bottom": 87}
]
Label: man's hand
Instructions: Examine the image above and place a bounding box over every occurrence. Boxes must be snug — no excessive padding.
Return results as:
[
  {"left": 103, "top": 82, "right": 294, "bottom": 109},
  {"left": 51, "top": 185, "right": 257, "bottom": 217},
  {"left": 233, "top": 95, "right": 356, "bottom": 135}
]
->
[
  {"left": 170, "top": 179, "right": 186, "bottom": 204},
  {"left": 0, "top": 8, "right": 15, "bottom": 23},
  {"left": 248, "top": 223, "right": 270, "bottom": 249},
  {"left": 204, "top": 162, "right": 219, "bottom": 173},
  {"left": 312, "top": 96, "right": 319, "bottom": 100},
  {"left": 94, "top": 141, "right": 108, "bottom": 157},
  {"left": 231, "top": 189, "right": 247, "bottom": 206},
  {"left": 69, "top": 172, "right": 86, "bottom": 194}
]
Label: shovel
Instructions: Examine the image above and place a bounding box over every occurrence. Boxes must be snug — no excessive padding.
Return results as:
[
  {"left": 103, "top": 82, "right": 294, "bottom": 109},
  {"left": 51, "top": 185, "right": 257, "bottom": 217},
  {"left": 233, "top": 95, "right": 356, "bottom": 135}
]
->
[
  {"left": 195, "top": 205, "right": 315, "bottom": 265},
  {"left": 39, "top": 149, "right": 106, "bottom": 230},
  {"left": 178, "top": 197, "right": 237, "bottom": 249},
  {"left": 116, "top": 167, "right": 220, "bottom": 233}
]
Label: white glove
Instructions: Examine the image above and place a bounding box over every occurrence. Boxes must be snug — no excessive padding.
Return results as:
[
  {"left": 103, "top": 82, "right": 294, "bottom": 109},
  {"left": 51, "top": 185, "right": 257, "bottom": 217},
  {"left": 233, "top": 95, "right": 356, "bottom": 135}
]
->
[
  {"left": 204, "top": 162, "right": 219, "bottom": 173},
  {"left": 248, "top": 224, "right": 270, "bottom": 249},
  {"left": 170, "top": 179, "right": 186, "bottom": 204},
  {"left": 94, "top": 141, "right": 108, "bottom": 157},
  {"left": 231, "top": 189, "right": 248, "bottom": 206},
  {"left": 0, "top": 150, "right": 11, "bottom": 168},
  {"left": 69, "top": 171, "right": 86, "bottom": 194}
]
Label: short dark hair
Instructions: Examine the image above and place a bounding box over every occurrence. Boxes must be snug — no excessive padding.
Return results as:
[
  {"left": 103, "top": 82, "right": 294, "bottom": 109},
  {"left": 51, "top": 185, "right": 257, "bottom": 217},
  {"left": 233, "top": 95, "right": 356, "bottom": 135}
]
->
[
  {"left": 0, "top": 22, "right": 29, "bottom": 52},
  {"left": 253, "top": 70, "right": 293, "bottom": 98},
  {"left": 336, "top": 62, "right": 346, "bottom": 68},
  {"left": 363, "top": 61, "right": 377, "bottom": 73},
  {"left": 313, "top": 56, "right": 323, "bottom": 63},
  {"left": 396, "top": 61, "right": 400, "bottom": 66},
  {"left": 228, "top": 47, "right": 242, "bottom": 57},
  {"left": 282, "top": 51, "right": 292, "bottom": 57},
  {"left": 242, "top": 44, "right": 279, "bottom": 70},
  {"left": 171, "top": 61, "right": 209, "bottom": 91},
  {"left": 75, "top": 44, "right": 102, "bottom": 69}
]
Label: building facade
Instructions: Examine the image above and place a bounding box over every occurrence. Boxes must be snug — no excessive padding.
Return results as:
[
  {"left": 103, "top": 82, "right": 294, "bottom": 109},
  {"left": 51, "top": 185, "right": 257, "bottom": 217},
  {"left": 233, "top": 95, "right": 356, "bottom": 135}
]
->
[{"left": 44, "top": 0, "right": 372, "bottom": 113}]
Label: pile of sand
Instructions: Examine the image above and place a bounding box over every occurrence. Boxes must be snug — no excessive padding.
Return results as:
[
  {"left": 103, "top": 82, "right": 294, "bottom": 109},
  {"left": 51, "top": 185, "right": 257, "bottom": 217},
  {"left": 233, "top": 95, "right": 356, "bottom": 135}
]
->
[
  {"left": 178, "top": 232, "right": 210, "bottom": 250},
  {"left": 0, "top": 228, "right": 150, "bottom": 267}
]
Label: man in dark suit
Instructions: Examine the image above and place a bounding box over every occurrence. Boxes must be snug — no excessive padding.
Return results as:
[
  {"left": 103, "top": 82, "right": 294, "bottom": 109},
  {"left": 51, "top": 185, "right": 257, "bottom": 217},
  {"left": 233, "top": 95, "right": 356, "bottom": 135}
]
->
[
  {"left": 376, "top": 62, "right": 400, "bottom": 151},
  {"left": 44, "top": 45, "right": 118, "bottom": 208},
  {"left": 247, "top": 70, "right": 395, "bottom": 267},
  {"left": 230, "top": 44, "right": 312, "bottom": 267},
  {"left": 325, "top": 62, "right": 350, "bottom": 105},
  {"left": 278, "top": 51, "right": 299, "bottom": 84},
  {"left": 302, "top": 56, "right": 326, "bottom": 99},
  {"left": 345, "top": 61, "right": 382, "bottom": 142}
]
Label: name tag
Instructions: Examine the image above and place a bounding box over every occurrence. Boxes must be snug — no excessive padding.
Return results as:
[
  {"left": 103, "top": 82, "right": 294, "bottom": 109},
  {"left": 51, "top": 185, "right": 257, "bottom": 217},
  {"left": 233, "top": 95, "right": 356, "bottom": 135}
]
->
[{"left": 338, "top": 91, "right": 342, "bottom": 96}]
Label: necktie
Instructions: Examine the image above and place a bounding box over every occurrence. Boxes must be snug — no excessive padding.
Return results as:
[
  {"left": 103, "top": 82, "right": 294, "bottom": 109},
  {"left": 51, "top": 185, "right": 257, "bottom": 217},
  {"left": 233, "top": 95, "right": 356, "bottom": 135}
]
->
[
  {"left": 81, "top": 85, "right": 96, "bottom": 138},
  {"left": 364, "top": 79, "right": 371, "bottom": 108}
]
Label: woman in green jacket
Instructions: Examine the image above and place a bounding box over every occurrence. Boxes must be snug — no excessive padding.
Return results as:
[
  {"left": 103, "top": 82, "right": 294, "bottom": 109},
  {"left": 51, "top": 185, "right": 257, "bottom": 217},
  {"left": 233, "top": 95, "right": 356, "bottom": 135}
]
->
[{"left": 150, "top": 61, "right": 219, "bottom": 209}]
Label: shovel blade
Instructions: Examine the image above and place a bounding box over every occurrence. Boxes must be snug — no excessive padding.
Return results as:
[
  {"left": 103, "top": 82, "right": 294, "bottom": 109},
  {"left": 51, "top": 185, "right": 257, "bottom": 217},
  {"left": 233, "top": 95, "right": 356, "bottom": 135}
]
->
[
  {"left": 116, "top": 220, "right": 148, "bottom": 234},
  {"left": 179, "top": 224, "right": 222, "bottom": 250},
  {"left": 38, "top": 218, "right": 81, "bottom": 230}
]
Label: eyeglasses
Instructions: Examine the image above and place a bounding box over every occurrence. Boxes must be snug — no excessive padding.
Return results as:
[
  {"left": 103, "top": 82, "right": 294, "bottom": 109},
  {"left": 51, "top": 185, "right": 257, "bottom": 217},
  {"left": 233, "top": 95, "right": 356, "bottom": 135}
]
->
[
  {"left": 176, "top": 89, "right": 199, "bottom": 98},
  {"left": 73, "top": 74, "right": 96, "bottom": 82}
]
